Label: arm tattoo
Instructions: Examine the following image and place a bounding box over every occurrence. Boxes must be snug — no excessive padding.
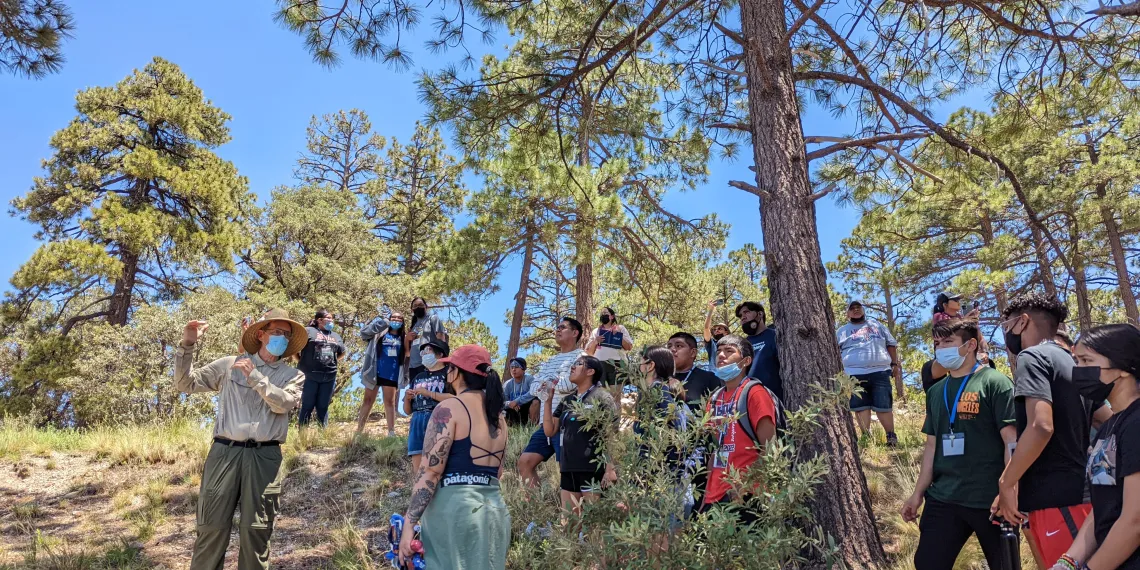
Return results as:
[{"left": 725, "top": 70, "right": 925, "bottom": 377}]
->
[
  {"left": 422, "top": 405, "right": 453, "bottom": 453},
  {"left": 405, "top": 408, "right": 453, "bottom": 524},
  {"left": 406, "top": 478, "right": 438, "bottom": 523}
]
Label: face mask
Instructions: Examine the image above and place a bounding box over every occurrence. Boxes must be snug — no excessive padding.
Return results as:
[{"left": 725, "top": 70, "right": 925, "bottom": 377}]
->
[
  {"left": 1004, "top": 319, "right": 1024, "bottom": 355},
  {"left": 715, "top": 362, "right": 743, "bottom": 381},
  {"left": 413, "top": 307, "right": 427, "bottom": 319},
  {"left": 935, "top": 345, "right": 967, "bottom": 371},
  {"left": 322, "top": 322, "right": 333, "bottom": 332},
  {"left": 1072, "top": 366, "right": 1115, "bottom": 403},
  {"left": 421, "top": 351, "right": 438, "bottom": 368},
  {"left": 742, "top": 319, "right": 760, "bottom": 335},
  {"left": 712, "top": 333, "right": 725, "bottom": 341},
  {"left": 389, "top": 321, "right": 402, "bottom": 330},
  {"left": 600, "top": 314, "right": 611, "bottom": 325},
  {"left": 266, "top": 334, "right": 289, "bottom": 357}
]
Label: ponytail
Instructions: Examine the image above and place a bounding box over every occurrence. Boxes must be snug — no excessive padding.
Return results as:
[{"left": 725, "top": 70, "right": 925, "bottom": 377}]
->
[{"left": 459, "top": 364, "right": 505, "bottom": 438}]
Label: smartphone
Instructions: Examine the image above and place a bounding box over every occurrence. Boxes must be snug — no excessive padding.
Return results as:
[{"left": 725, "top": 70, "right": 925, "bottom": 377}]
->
[
  {"left": 241, "top": 315, "right": 252, "bottom": 327},
  {"left": 714, "top": 298, "right": 725, "bottom": 306},
  {"left": 972, "top": 301, "right": 980, "bottom": 310}
]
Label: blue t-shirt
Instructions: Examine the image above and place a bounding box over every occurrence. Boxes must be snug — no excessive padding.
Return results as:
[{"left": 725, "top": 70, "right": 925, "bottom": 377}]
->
[
  {"left": 747, "top": 328, "right": 782, "bottom": 402},
  {"left": 376, "top": 331, "right": 403, "bottom": 383}
]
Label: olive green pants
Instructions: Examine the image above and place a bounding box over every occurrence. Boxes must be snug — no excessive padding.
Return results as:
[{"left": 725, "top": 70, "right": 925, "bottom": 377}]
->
[{"left": 190, "top": 442, "right": 284, "bottom": 570}]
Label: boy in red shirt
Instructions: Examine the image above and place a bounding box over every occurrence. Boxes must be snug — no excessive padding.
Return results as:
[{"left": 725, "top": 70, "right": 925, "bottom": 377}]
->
[{"left": 697, "top": 334, "right": 784, "bottom": 522}]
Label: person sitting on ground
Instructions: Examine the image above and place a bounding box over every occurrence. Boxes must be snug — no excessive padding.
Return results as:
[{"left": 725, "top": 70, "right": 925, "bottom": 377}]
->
[
  {"left": 735, "top": 301, "right": 783, "bottom": 402},
  {"left": 357, "top": 310, "right": 405, "bottom": 436},
  {"left": 586, "top": 306, "right": 633, "bottom": 386},
  {"left": 837, "top": 300, "right": 904, "bottom": 446},
  {"left": 697, "top": 334, "right": 784, "bottom": 523},
  {"left": 398, "top": 345, "right": 510, "bottom": 570},
  {"left": 542, "top": 354, "right": 619, "bottom": 516},
  {"left": 517, "top": 317, "right": 585, "bottom": 488},
  {"left": 502, "top": 357, "right": 537, "bottom": 426},
  {"left": 404, "top": 339, "right": 454, "bottom": 474},
  {"left": 902, "top": 319, "right": 1018, "bottom": 570},
  {"left": 1055, "top": 324, "right": 1140, "bottom": 570},
  {"left": 703, "top": 299, "right": 731, "bottom": 372},
  {"left": 297, "top": 309, "right": 346, "bottom": 428},
  {"left": 666, "top": 332, "right": 723, "bottom": 412},
  {"left": 992, "top": 292, "right": 1114, "bottom": 569},
  {"left": 174, "top": 310, "right": 306, "bottom": 570}
]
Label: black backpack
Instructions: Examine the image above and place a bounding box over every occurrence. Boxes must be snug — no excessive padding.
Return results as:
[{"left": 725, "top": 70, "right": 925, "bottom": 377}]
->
[{"left": 708, "top": 379, "right": 787, "bottom": 447}]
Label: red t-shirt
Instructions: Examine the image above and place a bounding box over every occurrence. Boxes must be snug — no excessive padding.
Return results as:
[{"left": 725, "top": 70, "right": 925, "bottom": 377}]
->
[{"left": 704, "top": 380, "right": 778, "bottom": 504}]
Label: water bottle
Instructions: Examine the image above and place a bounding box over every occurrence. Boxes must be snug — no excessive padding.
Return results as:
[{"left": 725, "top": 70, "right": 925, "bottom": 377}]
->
[{"left": 998, "top": 518, "right": 1021, "bottom": 570}]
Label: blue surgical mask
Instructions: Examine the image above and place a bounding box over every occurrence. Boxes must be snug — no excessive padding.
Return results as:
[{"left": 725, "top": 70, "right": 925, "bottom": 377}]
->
[
  {"left": 715, "top": 362, "right": 742, "bottom": 381},
  {"left": 390, "top": 321, "right": 402, "bottom": 330},
  {"left": 935, "top": 346, "right": 966, "bottom": 371},
  {"left": 266, "top": 334, "right": 289, "bottom": 357},
  {"left": 322, "top": 322, "right": 334, "bottom": 332},
  {"left": 421, "top": 351, "right": 438, "bottom": 368}
]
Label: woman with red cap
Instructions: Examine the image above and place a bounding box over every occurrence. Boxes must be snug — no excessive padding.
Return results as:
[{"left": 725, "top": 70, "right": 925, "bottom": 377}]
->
[{"left": 398, "top": 344, "right": 510, "bottom": 570}]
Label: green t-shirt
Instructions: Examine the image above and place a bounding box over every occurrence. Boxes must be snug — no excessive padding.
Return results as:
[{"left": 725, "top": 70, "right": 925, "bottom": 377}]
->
[{"left": 922, "top": 366, "right": 1016, "bottom": 509}]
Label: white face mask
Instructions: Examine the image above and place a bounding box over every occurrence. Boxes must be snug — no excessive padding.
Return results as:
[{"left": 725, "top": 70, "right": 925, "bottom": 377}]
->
[
  {"left": 935, "top": 342, "right": 973, "bottom": 371},
  {"left": 421, "top": 351, "right": 438, "bottom": 368}
]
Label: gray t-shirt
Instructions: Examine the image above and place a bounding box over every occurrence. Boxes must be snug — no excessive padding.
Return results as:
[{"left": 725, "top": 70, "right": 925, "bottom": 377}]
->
[
  {"left": 408, "top": 314, "right": 446, "bottom": 368},
  {"left": 836, "top": 319, "right": 897, "bottom": 375}
]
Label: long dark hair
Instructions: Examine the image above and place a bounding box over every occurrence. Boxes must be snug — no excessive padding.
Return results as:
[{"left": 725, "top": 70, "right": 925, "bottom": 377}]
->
[
  {"left": 1078, "top": 324, "right": 1140, "bottom": 378},
  {"left": 578, "top": 355, "right": 605, "bottom": 385},
  {"left": 410, "top": 296, "right": 427, "bottom": 329},
  {"left": 458, "top": 363, "right": 505, "bottom": 438},
  {"left": 643, "top": 346, "right": 675, "bottom": 382},
  {"left": 308, "top": 308, "right": 331, "bottom": 327},
  {"left": 933, "top": 293, "right": 949, "bottom": 315}
]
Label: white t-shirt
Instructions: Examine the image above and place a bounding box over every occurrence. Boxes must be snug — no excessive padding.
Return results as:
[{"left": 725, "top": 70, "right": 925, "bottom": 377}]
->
[{"left": 590, "top": 325, "right": 631, "bottom": 362}]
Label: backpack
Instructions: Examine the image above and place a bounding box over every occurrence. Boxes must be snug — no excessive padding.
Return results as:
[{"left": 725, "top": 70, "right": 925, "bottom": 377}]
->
[{"left": 708, "top": 379, "right": 787, "bottom": 447}]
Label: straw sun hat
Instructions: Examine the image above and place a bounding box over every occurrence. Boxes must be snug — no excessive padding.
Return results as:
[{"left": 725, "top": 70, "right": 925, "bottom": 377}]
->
[{"left": 241, "top": 308, "right": 308, "bottom": 358}]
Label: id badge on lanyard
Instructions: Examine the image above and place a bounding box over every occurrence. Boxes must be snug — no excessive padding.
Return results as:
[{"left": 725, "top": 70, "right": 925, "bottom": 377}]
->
[
  {"left": 942, "top": 364, "right": 978, "bottom": 457},
  {"left": 711, "top": 392, "right": 735, "bottom": 469}
]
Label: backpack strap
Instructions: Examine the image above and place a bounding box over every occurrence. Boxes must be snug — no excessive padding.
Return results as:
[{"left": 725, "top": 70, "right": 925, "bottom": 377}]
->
[{"left": 735, "top": 379, "right": 787, "bottom": 447}]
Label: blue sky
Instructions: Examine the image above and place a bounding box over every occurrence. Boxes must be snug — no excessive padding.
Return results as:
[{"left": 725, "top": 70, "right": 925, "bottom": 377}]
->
[{"left": 0, "top": 1, "right": 982, "bottom": 349}]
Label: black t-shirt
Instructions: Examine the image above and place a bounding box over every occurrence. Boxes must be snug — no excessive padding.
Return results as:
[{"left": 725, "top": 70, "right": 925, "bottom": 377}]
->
[
  {"left": 555, "top": 386, "right": 618, "bottom": 473},
  {"left": 746, "top": 328, "right": 783, "bottom": 402},
  {"left": 921, "top": 359, "right": 938, "bottom": 392},
  {"left": 1014, "top": 341, "right": 1101, "bottom": 511},
  {"left": 297, "top": 327, "right": 344, "bottom": 378},
  {"left": 1087, "top": 399, "right": 1140, "bottom": 570},
  {"left": 676, "top": 367, "right": 723, "bottom": 412}
]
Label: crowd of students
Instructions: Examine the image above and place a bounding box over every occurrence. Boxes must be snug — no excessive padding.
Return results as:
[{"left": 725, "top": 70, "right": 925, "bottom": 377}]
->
[{"left": 170, "top": 292, "right": 1140, "bottom": 570}]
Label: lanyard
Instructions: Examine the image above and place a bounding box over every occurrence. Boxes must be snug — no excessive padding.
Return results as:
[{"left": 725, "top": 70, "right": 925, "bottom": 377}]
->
[
  {"left": 563, "top": 384, "right": 598, "bottom": 422},
  {"left": 676, "top": 368, "right": 694, "bottom": 385},
  {"left": 944, "top": 363, "right": 980, "bottom": 432}
]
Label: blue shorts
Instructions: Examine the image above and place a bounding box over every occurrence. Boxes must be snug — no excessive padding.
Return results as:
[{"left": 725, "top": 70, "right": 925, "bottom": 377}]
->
[
  {"left": 408, "top": 410, "right": 431, "bottom": 456},
  {"left": 522, "top": 426, "right": 561, "bottom": 461},
  {"left": 849, "top": 370, "right": 893, "bottom": 413}
]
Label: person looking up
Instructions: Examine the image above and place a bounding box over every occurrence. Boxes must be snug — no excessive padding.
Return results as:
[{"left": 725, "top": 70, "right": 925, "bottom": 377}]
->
[
  {"left": 398, "top": 345, "right": 510, "bottom": 570},
  {"left": 543, "top": 354, "right": 619, "bottom": 515},
  {"left": 297, "top": 309, "right": 346, "bottom": 428},
  {"left": 1056, "top": 324, "right": 1140, "bottom": 570},
  {"left": 586, "top": 306, "right": 633, "bottom": 386},
  {"left": 403, "top": 339, "right": 454, "bottom": 474},
  {"left": 357, "top": 310, "right": 404, "bottom": 436},
  {"left": 502, "top": 357, "right": 537, "bottom": 426},
  {"left": 175, "top": 310, "right": 306, "bottom": 570},
  {"left": 992, "top": 292, "right": 1114, "bottom": 568},
  {"left": 837, "top": 301, "right": 904, "bottom": 446},
  {"left": 405, "top": 297, "right": 447, "bottom": 384},
  {"left": 517, "top": 317, "right": 585, "bottom": 487},
  {"left": 703, "top": 299, "right": 731, "bottom": 371},
  {"left": 666, "top": 332, "right": 723, "bottom": 412},
  {"left": 735, "top": 301, "right": 782, "bottom": 401},
  {"left": 902, "top": 318, "right": 1018, "bottom": 570}
]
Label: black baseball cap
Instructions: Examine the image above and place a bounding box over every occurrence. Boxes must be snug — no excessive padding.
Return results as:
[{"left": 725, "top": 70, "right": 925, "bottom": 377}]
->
[{"left": 422, "top": 337, "right": 450, "bottom": 357}]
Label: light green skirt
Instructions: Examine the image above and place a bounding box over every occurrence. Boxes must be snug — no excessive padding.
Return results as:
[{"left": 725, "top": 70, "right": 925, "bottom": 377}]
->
[{"left": 421, "top": 479, "right": 511, "bottom": 570}]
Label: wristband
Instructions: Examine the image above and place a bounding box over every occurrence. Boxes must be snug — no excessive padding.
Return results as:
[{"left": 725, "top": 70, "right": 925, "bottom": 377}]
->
[{"left": 1058, "top": 555, "right": 1078, "bottom": 570}]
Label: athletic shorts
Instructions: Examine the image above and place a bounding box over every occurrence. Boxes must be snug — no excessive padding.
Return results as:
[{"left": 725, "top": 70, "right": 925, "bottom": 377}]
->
[
  {"left": 849, "top": 370, "right": 893, "bottom": 413},
  {"left": 1025, "top": 504, "right": 1091, "bottom": 568},
  {"left": 560, "top": 470, "right": 605, "bottom": 493},
  {"left": 375, "top": 377, "right": 398, "bottom": 389},
  {"left": 522, "top": 427, "right": 561, "bottom": 461}
]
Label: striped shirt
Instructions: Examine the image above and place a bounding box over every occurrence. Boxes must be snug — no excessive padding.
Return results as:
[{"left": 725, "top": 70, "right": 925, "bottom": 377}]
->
[{"left": 528, "top": 348, "right": 584, "bottom": 418}]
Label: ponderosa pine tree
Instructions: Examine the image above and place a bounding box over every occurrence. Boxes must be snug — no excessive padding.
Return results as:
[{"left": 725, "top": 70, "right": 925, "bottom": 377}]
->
[
  {"left": 7, "top": 56, "right": 251, "bottom": 333},
  {"left": 0, "top": 0, "right": 73, "bottom": 78}
]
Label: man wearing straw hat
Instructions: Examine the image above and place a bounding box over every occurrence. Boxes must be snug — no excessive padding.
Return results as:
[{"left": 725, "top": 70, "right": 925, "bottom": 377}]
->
[{"left": 175, "top": 308, "right": 307, "bottom": 570}]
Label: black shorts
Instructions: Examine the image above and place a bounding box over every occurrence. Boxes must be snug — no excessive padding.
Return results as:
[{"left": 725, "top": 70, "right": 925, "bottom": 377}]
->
[
  {"left": 560, "top": 469, "right": 605, "bottom": 493},
  {"left": 376, "top": 377, "right": 398, "bottom": 389}
]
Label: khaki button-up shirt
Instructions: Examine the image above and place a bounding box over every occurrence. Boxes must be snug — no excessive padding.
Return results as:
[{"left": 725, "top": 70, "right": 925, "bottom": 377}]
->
[{"left": 173, "top": 344, "right": 305, "bottom": 443}]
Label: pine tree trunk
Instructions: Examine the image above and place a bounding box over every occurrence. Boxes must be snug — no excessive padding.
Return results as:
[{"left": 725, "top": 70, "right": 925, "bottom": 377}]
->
[
  {"left": 107, "top": 249, "right": 139, "bottom": 326},
  {"left": 739, "top": 0, "right": 885, "bottom": 566},
  {"left": 1087, "top": 144, "right": 1139, "bottom": 323},
  {"left": 574, "top": 96, "right": 596, "bottom": 337},
  {"left": 507, "top": 232, "right": 536, "bottom": 361},
  {"left": 1073, "top": 252, "right": 1094, "bottom": 331},
  {"left": 1030, "top": 225, "right": 1058, "bottom": 298}
]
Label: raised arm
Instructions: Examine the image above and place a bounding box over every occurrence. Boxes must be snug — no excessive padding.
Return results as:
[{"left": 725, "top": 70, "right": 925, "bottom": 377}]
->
[
  {"left": 360, "top": 315, "right": 389, "bottom": 342},
  {"left": 243, "top": 365, "right": 305, "bottom": 414},
  {"left": 542, "top": 386, "right": 560, "bottom": 437},
  {"left": 704, "top": 300, "right": 716, "bottom": 339},
  {"left": 173, "top": 320, "right": 228, "bottom": 394}
]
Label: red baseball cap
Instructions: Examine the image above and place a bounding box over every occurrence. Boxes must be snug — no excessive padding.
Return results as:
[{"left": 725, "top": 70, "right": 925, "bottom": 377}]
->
[{"left": 438, "top": 344, "right": 492, "bottom": 376}]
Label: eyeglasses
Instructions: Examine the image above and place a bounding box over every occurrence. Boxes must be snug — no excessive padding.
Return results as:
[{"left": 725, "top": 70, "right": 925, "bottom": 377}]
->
[
  {"left": 266, "top": 328, "right": 293, "bottom": 338},
  {"left": 571, "top": 362, "right": 584, "bottom": 368},
  {"left": 556, "top": 325, "right": 571, "bottom": 331}
]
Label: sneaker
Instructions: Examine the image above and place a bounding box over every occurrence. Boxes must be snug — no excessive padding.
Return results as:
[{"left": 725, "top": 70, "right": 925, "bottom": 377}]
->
[{"left": 886, "top": 432, "right": 899, "bottom": 447}]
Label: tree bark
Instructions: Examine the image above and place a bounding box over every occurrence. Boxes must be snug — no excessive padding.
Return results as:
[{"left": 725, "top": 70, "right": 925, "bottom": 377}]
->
[
  {"left": 107, "top": 248, "right": 140, "bottom": 326},
  {"left": 1030, "top": 225, "right": 1058, "bottom": 299},
  {"left": 1087, "top": 143, "right": 1139, "bottom": 324},
  {"left": 1073, "top": 252, "right": 1094, "bottom": 331},
  {"left": 507, "top": 230, "right": 536, "bottom": 361},
  {"left": 574, "top": 94, "right": 596, "bottom": 338},
  {"left": 739, "top": 0, "right": 884, "bottom": 566}
]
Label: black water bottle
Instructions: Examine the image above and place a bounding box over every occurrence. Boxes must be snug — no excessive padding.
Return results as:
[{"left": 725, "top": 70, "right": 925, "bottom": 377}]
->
[{"left": 998, "top": 519, "right": 1022, "bottom": 570}]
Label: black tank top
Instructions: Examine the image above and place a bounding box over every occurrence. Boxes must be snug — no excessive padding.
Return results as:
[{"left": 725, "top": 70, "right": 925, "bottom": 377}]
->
[{"left": 440, "top": 396, "right": 504, "bottom": 485}]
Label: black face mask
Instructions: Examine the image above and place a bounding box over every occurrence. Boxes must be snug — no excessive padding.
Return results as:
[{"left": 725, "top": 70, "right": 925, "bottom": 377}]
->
[
  {"left": 742, "top": 319, "right": 760, "bottom": 335},
  {"left": 1072, "top": 365, "right": 1115, "bottom": 403},
  {"left": 600, "top": 314, "right": 611, "bottom": 325},
  {"left": 850, "top": 316, "right": 866, "bottom": 324},
  {"left": 1003, "top": 319, "right": 1024, "bottom": 355},
  {"left": 413, "top": 307, "right": 427, "bottom": 319},
  {"left": 712, "top": 333, "right": 726, "bottom": 341}
]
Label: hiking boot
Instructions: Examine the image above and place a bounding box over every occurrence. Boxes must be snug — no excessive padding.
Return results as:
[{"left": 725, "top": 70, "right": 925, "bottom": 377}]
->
[{"left": 886, "top": 432, "right": 899, "bottom": 447}]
